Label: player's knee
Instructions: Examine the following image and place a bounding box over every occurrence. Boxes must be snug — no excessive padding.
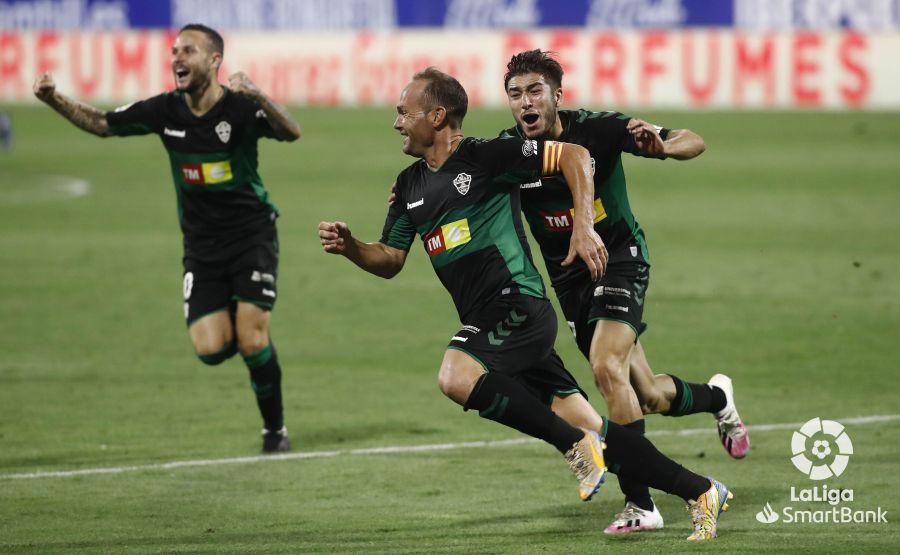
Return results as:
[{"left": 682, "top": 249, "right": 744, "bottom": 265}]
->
[
  {"left": 437, "top": 365, "right": 471, "bottom": 402},
  {"left": 196, "top": 341, "right": 237, "bottom": 366},
  {"left": 590, "top": 355, "right": 630, "bottom": 394},
  {"left": 236, "top": 334, "right": 269, "bottom": 356}
]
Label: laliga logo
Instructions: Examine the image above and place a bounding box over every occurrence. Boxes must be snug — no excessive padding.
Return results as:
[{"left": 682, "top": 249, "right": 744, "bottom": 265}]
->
[{"left": 791, "top": 417, "right": 853, "bottom": 480}]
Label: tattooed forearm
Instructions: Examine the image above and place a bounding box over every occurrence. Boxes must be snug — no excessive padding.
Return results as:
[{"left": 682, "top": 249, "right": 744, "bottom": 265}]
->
[
  {"left": 45, "top": 92, "right": 112, "bottom": 137},
  {"left": 255, "top": 94, "right": 301, "bottom": 142}
]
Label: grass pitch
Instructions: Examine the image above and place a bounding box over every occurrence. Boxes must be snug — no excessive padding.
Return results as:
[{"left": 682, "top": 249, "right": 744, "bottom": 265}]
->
[{"left": 1, "top": 105, "right": 899, "bottom": 553}]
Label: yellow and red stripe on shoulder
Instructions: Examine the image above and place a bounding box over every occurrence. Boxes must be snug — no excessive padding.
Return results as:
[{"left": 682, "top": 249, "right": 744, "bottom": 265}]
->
[{"left": 541, "top": 141, "right": 565, "bottom": 176}]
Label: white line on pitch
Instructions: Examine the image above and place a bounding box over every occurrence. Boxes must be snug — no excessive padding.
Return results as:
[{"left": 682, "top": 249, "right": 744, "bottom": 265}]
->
[{"left": 3, "top": 414, "right": 898, "bottom": 481}]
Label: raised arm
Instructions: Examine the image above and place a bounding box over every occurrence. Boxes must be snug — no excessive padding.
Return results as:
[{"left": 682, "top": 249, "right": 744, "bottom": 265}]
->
[
  {"left": 556, "top": 143, "right": 608, "bottom": 280},
  {"left": 229, "top": 71, "right": 301, "bottom": 142},
  {"left": 33, "top": 72, "right": 111, "bottom": 137},
  {"left": 660, "top": 128, "right": 706, "bottom": 160},
  {"left": 318, "top": 221, "right": 407, "bottom": 279},
  {"left": 627, "top": 118, "right": 706, "bottom": 160}
]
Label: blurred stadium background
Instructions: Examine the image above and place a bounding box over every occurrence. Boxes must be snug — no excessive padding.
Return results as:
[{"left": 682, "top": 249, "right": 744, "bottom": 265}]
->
[{"left": 1, "top": 1, "right": 899, "bottom": 553}]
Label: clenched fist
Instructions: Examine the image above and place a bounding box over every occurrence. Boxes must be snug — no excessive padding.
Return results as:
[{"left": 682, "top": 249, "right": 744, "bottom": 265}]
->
[{"left": 33, "top": 72, "right": 57, "bottom": 102}]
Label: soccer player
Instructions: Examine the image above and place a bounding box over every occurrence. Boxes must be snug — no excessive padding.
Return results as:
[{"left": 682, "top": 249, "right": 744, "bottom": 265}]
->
[
  {"left": 500, "top": 49, "right": 749, "bottom": 533},
  {"left": 33, "top": 24, "right": 301, "bottom": 453},
  {"left": 320, "top": 68, "right": 732, "bottom": 541}
]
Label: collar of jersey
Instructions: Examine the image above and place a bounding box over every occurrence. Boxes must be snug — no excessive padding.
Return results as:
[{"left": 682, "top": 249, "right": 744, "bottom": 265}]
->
[
  {"left": 174, "top": 86, "right": 229, "bottom": 120},
  {"left": 424, "top": 136, "right": 468, "bottom": 173}
]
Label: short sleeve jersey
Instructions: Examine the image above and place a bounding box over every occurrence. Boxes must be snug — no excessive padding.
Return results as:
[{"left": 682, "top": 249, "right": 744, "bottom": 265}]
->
[
  {"left": 380, "top": 137, "right": 565, "bottom": 321},
  {"left": 105, "top": 88, "right": 282, "bottom": 259},
  {"left": 500, "top": 109, "right": 670, "bottom": 292}
]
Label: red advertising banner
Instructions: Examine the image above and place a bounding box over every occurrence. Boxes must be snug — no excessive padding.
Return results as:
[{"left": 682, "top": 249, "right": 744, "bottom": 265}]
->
[{"left": 3, "top": 30, "right": 898, "bottom": 109}]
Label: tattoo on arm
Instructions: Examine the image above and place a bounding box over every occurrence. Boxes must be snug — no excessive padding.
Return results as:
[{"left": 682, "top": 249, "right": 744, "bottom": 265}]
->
[
  {"left": 256, "top": 95, "right": 301, "bottom": 141},
  {"left": 46, "top": 92, "right": 111, "bottom": 137}
]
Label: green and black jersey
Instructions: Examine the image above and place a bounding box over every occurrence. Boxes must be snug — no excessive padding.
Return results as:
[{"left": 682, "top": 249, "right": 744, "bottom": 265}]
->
[
  {"left": 500, "top": 109, "right": 670, "bottom": 292},
  {"left": 105, "top": 88, "right": 283, "bottom": 261},
  {"left": 380, "top": 137, "right": 566, "bottom": 322}
]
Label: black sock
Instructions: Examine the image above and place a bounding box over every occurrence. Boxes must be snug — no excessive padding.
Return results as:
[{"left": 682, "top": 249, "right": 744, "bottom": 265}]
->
[
  {"left": 664, "top": 375, "right": 727, "bottom": 416},
  {"left": 616, "top": 420, "right": 654, "bottom": 511},
  {"left": 603, "top": 419, "right": 710, "bottom": 502},
  {"left": 242, "top": 343, "right": 284, "bottom": 431},
  {"left": 465, "top": 373, "right": 583, "bottom": 453}
]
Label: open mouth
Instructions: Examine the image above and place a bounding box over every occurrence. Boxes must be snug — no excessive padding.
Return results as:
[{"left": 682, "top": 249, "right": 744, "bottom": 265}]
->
[
  {"left": 174, "top": 68, "right": 189, "bottom": 79},
  {"left": 523, "top": 113, "right": 539, "bottom": 125}
]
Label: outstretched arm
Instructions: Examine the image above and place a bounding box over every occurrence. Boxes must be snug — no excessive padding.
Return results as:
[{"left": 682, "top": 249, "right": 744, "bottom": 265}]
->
[
  {"left": 556, "top": 143, "right": 608, "bottom": 280},
  {"left": 318, "top": 221, "right": 407, "bottom": 279},
  {"left": 33, "top": 72, "right": 111, "bottom": 137},
  {"left": 229, "top": 71, "right": 301, "bottom": 142},
  {"left": 627, "top": 118, "right": 706, "bottom": 160},
  {"left": 660, "top": 128, "right": 706, "bottom": 160}
]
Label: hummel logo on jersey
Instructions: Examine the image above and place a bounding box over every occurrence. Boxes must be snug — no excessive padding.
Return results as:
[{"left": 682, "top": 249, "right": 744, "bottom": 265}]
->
[
  {"left": 215, "top": 121, "right": 232, "bottom": 143},
  {"left": 423, "top": 218, "right": 471, "bottom": 256},
  {"left": 407, "top": 198, "right": 424, "bottom": 209},
  {"left": 520, "top": 180, "right": 542, "bottom": 189},
  {"left": 164, "top": 127, "right": 186, "bottom": 138},
  {"left": 522, "top": 140, "right": 538, "bottom": 157},
  {"left": 452, "top": 173, "right": 471, "bottom": 195}
]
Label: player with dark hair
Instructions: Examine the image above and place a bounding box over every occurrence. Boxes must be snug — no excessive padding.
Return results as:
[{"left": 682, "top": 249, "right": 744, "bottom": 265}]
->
[
  {"left": 33, "top": 23, "right": 301, "bottom": 453},
  {"left": 501, "top": 49, "right": 749, "bottom": 534},
  {"left": 321, "top": 67, "right": 732, "bottom": 541}
]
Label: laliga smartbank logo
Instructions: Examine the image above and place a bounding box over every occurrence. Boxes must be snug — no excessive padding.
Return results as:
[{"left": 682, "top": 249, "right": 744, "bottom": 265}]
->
[{"left": 755, "top": 418, "right": 887, "bottom": 525}]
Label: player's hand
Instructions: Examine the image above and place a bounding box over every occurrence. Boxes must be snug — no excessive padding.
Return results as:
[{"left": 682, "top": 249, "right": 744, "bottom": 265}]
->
[
  {"left": 33, "top": 72, "right": 57, "bottom": 102},
  {"left": 627, "top": 118, "right": 665, "bottom": 158},
  {"left": 228, "top": 71, "right": 262, "bottom": 101},
  {"left": 387, "top": 182, "right": 398, "bottom": 206},
  {"left": 318, "top": 221, "right": 352, "bottom": 254},
  {"left": 563, "top": 225, "right": 608, "bottom": 281}
]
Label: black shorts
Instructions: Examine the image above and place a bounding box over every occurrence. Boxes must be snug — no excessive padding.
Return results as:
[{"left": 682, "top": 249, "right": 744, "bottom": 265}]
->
[
  {"left": 556, "top": 256, "right": 650, "bottom": 359},
  {"left": 182, "top": 230, "right": 279, "bottom": 325},
  {"left": 447, "top": 294, "right": 586, "bottom": 404}
]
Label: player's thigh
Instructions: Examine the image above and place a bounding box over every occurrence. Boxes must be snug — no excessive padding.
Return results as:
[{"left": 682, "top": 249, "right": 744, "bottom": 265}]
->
[
  {"left": 189, "top": 311, "right": 234, "bottom": 354},
  {"left": 229, "top": 232, "right": 279, "bottom": 353},
  {"left": 589, "top": 320, "right": 637, "bottom": 380},
  {"left": 183, "top": 260, "right": 234, "bottom": 353},
  {"left": 229, "top": 230, "right": 278, "bottom": 311},
  {"left": 445, "top": 295, "right": 557, "bottom": 378},
  {"left": 438, "top": 348, "right": 490, "bottom": 404},
  {"left": 235, "top": 302, "right": 271, "bottom": 353}
]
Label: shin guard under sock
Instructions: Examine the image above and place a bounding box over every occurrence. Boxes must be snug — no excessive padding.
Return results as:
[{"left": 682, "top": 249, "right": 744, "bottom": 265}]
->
[
  {"left": 615, "top": 420, "right": 654, "bottom": 511},
  {"left": 465, "top": 373, "right": 583, "bottom": 453},
  {"left": 242, "top": 343, "right": 284, "bottom": 431},
  {"left": 604, "top": 419, "right": 710, "bottom": 501}
]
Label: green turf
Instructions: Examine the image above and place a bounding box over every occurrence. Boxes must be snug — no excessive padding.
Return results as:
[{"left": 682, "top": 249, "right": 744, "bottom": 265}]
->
[{"left": 0, "top": 105, "right": 898, "bottom": 553}]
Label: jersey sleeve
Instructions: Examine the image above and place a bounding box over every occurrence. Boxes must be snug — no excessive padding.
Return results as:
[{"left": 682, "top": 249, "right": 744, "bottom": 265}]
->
[
  {"left": 470, "top": 136, "right": 569, "bottom": 182},
  {"left": 105, "top": 94, "right": 165, "bottom": 136},
  {"left": 248, "top": 106, "right": 281, "bottom": 140},
  {"left": 597, "top": 111, "right": 671, "bottom": 158},
  {"left": 379, "top": 174, "right": 416, "bottom": 251}
]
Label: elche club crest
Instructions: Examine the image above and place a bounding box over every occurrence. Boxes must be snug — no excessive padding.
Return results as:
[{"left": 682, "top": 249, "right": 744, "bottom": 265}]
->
[
  {"left": 453, "top": 172, "right": 471, "bottom": 195},
  {"left": 522, "top": 140, "right": 538, "bottom": 157},
  {"left": 215, "top": 121, "right": 232, "bottom": 143}
]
